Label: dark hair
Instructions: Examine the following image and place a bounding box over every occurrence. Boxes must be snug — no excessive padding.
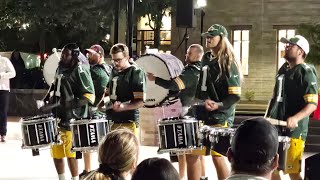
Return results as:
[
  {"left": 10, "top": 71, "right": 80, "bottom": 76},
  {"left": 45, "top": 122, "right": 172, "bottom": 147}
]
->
[
  {"left": 131, "top": 158, "right": 179, "bottom": 180},
  {"left": 63, "top": 43, "right": 80, "bottom": 58},
  {"left": 230, "top": 117, "right": 279, "bottom": 175}
]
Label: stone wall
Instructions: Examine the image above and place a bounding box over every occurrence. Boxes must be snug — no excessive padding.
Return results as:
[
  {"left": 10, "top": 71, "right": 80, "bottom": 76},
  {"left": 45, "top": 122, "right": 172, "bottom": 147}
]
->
[{"left": 171, "top": 0, "right": 320, "bottom": 101}]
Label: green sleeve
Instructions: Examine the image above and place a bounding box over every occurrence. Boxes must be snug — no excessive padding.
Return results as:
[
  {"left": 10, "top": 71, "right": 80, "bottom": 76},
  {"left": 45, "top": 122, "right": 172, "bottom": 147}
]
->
[
  {"left": 220, "top": 62, "right": 241, "bottom": 109},
  {"left": 93, "top": 68, "right": 109, "bottom": 106},
  {"left": 303, "top": 67, "right": 318, "bottom": 105},
  {"left": 131, "top": 67, "right": 146, "bottom": 101},
  {"left": 76, "top": 64, "right": 95, "bottom": 105},
  {"left": 155, "top": 66, "right": 199, "bottom": 91}
]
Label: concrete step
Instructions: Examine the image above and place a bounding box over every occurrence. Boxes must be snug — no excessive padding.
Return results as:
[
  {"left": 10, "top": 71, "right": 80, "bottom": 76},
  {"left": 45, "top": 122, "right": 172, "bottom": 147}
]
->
[
  {"left": 308, "top": 127, "right": 320, "bottom": 135},
  {"left": 305, "top": 144, "right": 320, "bottom": 153},
  {"left": 309, "top": 119, "right": 320, "bottom": 127},
  {"left": 306, "top": 135, "right": 320, "bottom": 145}
]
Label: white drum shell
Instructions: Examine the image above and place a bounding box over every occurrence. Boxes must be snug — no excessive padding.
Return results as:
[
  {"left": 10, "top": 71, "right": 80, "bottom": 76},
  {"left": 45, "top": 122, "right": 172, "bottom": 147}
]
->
[{"left": 43, "top": 52, "right": 61, "bottom": 85}]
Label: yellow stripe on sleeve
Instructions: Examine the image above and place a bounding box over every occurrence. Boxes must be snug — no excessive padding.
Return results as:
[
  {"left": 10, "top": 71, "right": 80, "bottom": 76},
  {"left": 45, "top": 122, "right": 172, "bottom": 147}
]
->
[
  {"left": 133, "top": 92, "right": 146, "bottom": 100},
  {"left": 228, "top": 86, "right": 241, "bottom": 95},
  {"left": 304, "top": 94, "right": 318, "bottom": 103},
  {"left": 83, "top": 93, "right": 95, "bottom": 105},
  {"left": 174, "top": 77, "right": 186, "bottom": 90}
]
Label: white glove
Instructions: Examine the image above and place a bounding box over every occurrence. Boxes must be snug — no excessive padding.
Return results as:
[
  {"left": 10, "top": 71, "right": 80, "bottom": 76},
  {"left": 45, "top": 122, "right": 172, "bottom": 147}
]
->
[{"left": 36, "top": 100, "right": 45, "bottom": 109}]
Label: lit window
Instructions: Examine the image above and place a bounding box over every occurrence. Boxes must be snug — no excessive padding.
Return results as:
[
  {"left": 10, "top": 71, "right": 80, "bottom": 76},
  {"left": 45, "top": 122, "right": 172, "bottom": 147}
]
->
[
  {"left": 277, "top": 29, "right": 295, "bottom": 69},
  {"left": 232, "top": 30, "right": 250, "bottom": 76}
]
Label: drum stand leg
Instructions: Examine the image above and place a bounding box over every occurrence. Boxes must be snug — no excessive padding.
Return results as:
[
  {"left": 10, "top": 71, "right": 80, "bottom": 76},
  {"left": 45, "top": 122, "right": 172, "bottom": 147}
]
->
[
  {"left": 76, "top": 151, "right": 82, "bottom": 159},
  {"left": 32, "top": 149, "right": 40, "bottom": 156},
  {"left": 169, "top": 152, "right": 179, "bottom": 163}
]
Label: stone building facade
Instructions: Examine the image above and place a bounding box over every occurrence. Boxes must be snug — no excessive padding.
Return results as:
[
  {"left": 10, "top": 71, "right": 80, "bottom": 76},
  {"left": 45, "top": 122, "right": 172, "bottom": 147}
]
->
[{"left": 171, "top": 0, "right": 320, "bottom": 102}]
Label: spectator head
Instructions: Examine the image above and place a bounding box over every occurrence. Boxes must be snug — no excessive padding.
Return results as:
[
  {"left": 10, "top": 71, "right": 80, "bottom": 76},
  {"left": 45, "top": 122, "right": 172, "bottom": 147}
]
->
[
  {"left": 131, "top": 158, "right": 179, "bottom": 180},
  {"left": 94, "top": 129, "right": 139, "bottom": 180},
  {"left": 227, "top": 117, "right": 279, "bottom": 177}
]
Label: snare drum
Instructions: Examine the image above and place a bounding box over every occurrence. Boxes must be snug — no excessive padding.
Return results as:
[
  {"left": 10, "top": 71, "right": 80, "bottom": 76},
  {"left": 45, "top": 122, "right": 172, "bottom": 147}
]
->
[
  {"left": 278, "top": 136, "right": 291, "bottom": 170},
  {"left": 70, "top": 118, "right": 110, "bottom": 152},
  {"left": 205, "top": 126, "right": 235, "bottom": 156},
  {"left": 158, "top": 117, "right": 200, "bottom": 154},
  {"left": 21, "top": 114, "right": 57, "bottom": 149}
]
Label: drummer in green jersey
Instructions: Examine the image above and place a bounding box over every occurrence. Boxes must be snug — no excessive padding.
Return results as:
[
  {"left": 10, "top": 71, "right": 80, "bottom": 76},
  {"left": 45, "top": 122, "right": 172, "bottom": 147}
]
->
[
  {"left": 80, "top": 44, "right": 112, "bottom": 178},
  {"left": 107, "top": 43, "right": 146, "bottom": 138},
  {"left": 188, "top": 24, "right": 243, "bottom": 180},
  {"left": 39, "top": 43, "right": 95, "bottom": 180},
  {"left": 270, "top": 35, "right": 318, "bottom": 180},
  {"left": 147, "top": 44, "right": 204, "bottom": 180}
]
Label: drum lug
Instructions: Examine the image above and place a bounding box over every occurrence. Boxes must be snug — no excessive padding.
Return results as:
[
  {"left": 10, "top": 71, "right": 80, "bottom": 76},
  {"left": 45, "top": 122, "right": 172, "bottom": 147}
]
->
[
  {"left": 76, "top": 151, "right": 82, "bottom": 159},
  {"left": 32, "top": 149, "right": 40, "bottom": 156}
]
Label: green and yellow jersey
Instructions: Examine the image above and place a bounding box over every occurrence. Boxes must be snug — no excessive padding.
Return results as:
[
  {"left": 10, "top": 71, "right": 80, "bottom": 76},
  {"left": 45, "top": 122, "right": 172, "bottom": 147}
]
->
[
  {"left": 107, "top": 65, "right": 146, "bottom": 123},
  {"left": 155, "top": 61, "right": 201, "bottom": 107},
  {"left": 272, "top": 62, "right": 318, "bottom": 140},
  {"left": 52, "top": 63, "right": 95, "bottom": 129},
  {"left": 195, "top": 52, "right": 241, "bottom": 125}
]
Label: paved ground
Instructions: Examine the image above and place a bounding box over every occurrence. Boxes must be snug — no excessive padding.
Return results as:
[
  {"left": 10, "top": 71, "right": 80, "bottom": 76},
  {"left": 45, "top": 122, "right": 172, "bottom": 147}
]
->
[{"left": 0, "top": 121, "right": 313, "bottom": 180}]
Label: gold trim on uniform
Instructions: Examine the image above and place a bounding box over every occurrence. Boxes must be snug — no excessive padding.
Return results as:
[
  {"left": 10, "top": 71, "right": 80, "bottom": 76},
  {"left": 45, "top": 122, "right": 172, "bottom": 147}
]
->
[
  {"left": 133, "top": 92, "right": 146, "bottom": 100},
  {"left": 174, "top": 77, "right": 185, "bottom": 90},
  {"left": 303, "top": 94, "right": 318, "bottom": 103},
  {"left": 83, "top": 93, "right": 95, "bottom": 104},
  {"left": 228, "top": 86, "right": 241, "bottom": 95}
]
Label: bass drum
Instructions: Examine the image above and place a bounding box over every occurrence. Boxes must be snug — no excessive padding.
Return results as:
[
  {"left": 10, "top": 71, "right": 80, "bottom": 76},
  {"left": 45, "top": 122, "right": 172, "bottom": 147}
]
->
[
  {"left": 136, "top": 53, "right": 184, "bottom": 107},
  {"left": 43, "top": 49, "right": 61, "bottom": 85},
  {"left": 43, "top": 49, "right": 89, "bottom": 85}
]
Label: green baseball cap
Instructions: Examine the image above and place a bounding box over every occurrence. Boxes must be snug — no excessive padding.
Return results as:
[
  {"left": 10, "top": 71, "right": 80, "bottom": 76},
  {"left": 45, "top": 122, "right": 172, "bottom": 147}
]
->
[{"left": 201, "top": 24, "right": 228, "bottom": 38}]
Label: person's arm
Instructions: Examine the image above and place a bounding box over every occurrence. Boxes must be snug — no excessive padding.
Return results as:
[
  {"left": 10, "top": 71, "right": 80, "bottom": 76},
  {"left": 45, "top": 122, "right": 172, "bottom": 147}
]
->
[
  {"left": 93, "top": 68, "right": 109, "bottom": 106},
  {"left": 112, "top": 99, "right": 144, "bottom": 112},
  {"left": 0, "top": 57, "right": 16, "bottom": 79},
  {"left": 287, "top": 104, "right": 317, "bottom": 128},
  {"left": 148, "top": 66, "right": 198, "bottom": 91}
]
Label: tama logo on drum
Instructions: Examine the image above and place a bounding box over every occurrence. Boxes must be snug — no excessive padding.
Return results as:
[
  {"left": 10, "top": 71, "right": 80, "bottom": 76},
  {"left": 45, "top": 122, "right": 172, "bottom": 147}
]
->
[
  {"left": 89, "top": 125, "right": 97, "bottom": 144},
  {"left": 36, "top": 124, "right": 46, "bottom": 143},
  {"left": 176, "top": 125, "right": 184, "bottom": 146}
]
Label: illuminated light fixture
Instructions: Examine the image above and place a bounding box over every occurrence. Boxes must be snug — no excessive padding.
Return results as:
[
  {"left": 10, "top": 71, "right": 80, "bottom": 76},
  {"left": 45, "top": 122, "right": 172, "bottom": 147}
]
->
[{"left": 196, "top": 0, "right": 207, "bottom": 9}]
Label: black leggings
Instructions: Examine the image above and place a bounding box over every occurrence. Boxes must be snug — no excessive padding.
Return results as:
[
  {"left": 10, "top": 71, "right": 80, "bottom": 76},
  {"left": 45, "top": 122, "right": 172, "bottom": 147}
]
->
[{"left": 0, "top": 90, "right": 9, "bottom": 136}]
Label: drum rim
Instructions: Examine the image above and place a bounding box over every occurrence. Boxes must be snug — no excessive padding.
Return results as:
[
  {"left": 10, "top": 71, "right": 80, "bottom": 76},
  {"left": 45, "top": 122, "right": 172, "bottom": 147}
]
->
[
  {"left": 158, "top": 119, "right": 198, "bottom": 125},
  {"left": 70, "top": 118, "right": 109, "bottom": 125},
  {"left": 278, "top": 135, "right": 291, "bottom": 142},
  {"left": 160, "top": 116, "right": 196, "bottom": 121},
  {"left": 158, "top": 147, "right": 203, "bottom": 154},
  {"left": 71, "top": 146, "right": 99, "bottom": 152},
  {"left": 21, "top": 144, "right": 51, "bottom": 149},
  {"left": 20, "top": 117, "right": 55, "bottom": 125}
]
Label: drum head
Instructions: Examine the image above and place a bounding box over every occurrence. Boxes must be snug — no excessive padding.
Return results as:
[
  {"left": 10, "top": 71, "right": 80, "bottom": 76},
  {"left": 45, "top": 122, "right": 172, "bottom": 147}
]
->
[
  {"left": 43, "top": 51, "right": 61, "bottom": 85},
  {"left": 136, "top": 53, "right": 183, "bottom": 107}
]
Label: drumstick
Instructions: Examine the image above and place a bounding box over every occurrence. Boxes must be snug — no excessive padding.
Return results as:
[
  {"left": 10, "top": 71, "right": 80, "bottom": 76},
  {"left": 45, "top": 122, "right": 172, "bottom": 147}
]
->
[
  {"left": 265, "top": 117, "right": 287, "bottom": 126},
  {"left": 245, "top": 116, "right": 287, "bottom": 127}
]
